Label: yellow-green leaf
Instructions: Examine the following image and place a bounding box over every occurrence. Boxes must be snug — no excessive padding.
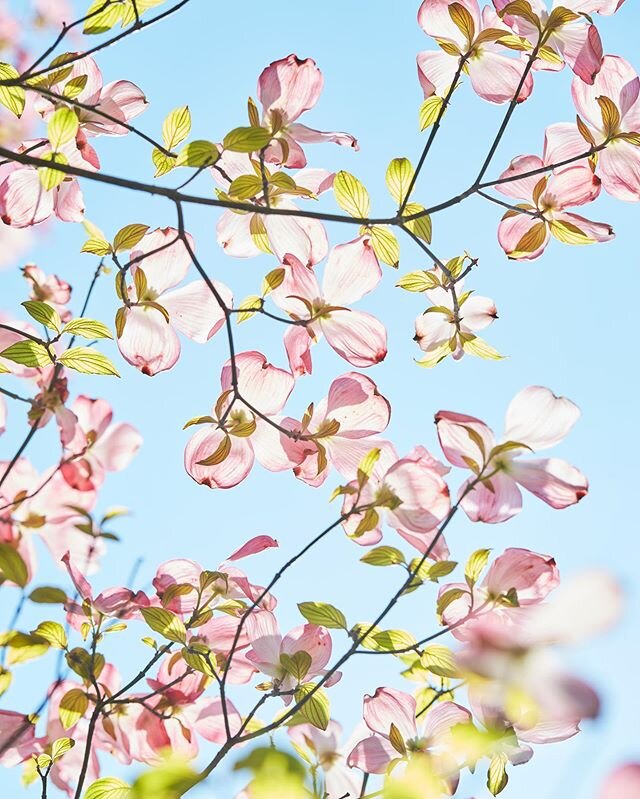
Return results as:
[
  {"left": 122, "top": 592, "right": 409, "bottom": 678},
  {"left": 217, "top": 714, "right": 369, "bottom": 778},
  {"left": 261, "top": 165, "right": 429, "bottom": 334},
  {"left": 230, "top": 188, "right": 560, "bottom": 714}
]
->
[
  {"left": 140, "top": 607, "right": 187, "bottom": 644},
  {"left": 176, "top": 140, "right": 219, "bottom": 168},
  {"left": 22, "top": 300, "right": 61, "bottom": 333},
  {"left": 334, "top": 170, "right": 370, "bottom": 218},
  {"left": 419, "top": 96, "right": 444, "bottom": 131},
  {"left": 57, "top": 347, "right": 120, "bottom": 376},
  {"left": 223, "top": 126, "right": 272, "bottom": 153},
  {"left": 62, "top": 318, "right": 113, "bottom": 340},
  {"left": 361, "top": 546, "right": 405, "bottom": 567},
  {"left": 59, "top": 688, "right": 88, "bottom": 730},
  {"left": 366, "top": 225, "right": 400, "bottom": 268},
  {"left": 48, "top": 107, "right": 79, "bottom": 150},
  {"left": 396, "top": 270, "right": 440, "bottom": 293},
  {"left": 162, "top": 106, "right": 191, "bottom": 151},
  {"left": 297, "top": 602, "right": 347, "bottom": 630},
  {"left": 84, "top": 777, "right": 131, "bottom": 799},
  {"left": 113, "top": 224, "right": 149, "bottom": 253},
  {"left": 32, "top": 621, "right": 67, "bottom": 649},
  {"left": 0, "top": 63, "right": 25, "bottom": 117},
  {"left": 294, "top": 683, "right": 330, "bottom": 730},
  {"left": 385, "top": 157, "right": 415, "bottom": 206},
  {"left": 0, "top": 543, "right": 29, "bottom": 587}
]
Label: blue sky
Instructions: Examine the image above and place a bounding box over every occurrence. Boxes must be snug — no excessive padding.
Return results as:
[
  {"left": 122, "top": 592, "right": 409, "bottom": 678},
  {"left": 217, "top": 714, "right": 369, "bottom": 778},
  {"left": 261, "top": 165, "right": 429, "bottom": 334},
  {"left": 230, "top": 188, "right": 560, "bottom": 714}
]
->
[{"left": 1, "top": 1, "right": 639, "bottom": 797}]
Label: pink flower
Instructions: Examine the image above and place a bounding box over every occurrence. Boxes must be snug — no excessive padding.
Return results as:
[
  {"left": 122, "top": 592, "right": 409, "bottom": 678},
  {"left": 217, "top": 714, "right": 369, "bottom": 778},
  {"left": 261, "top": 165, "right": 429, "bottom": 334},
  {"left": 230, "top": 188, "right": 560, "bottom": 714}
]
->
[
  {"left": 495, "top": 149, "right": 613, "bottom": 260},
  {"left": 598, "top": 763, "right": 640, "bottom": 799},
  {"left": 494, "top": 0, "right": 605, "bottom": 84},
  {"left": 22, "top": 263, "right": 72, "bottom": 321},
  {"left": 0, "top": 137, "right": 91, "bottom": 228},
  {"left": 59, "top": 395, "right": 142, "bottom": 491},
  {"left": 0, "top": 710, "right": 39, "bottom": 767},
  {"left": 347, "top": 687, "right": 470, "bottom": 776},
  {"left": 438, "top": 547, "right": 560, "bottom": 639},
  {"left": 214, "top": 155, "right": 332, "bottom": 265},
  {"left": 184, "top": 350, "right": 302, "bottom": 489},
  {"left": 413, "top": 265, "right": 497, "bottom": 365},
  {"left": 293, "top": 372, "right": 392, "bottom": 487},
  {"left": 271, "top": 236, "right": 387, "bottom": 372},
  {"left": 545, "top": 56, "right": 640, "bottom": 202},
  {"left": 116, "top": 227, "right": 232, "bottom": 376},
  {"left": 288, "top": 721, "right": 361, "bottom": 799},
  {"left": 34, "top": 54, "right": 147, "bottom": 137},
  {"left": 257, "top": 54, "right": 358, "bottom": 168},
  {"left": 0, "top": 458, "right": 100, "bottom": 580},
  {"left": 341, "top": 445, "right": 452, "bottom": 557},
  {"left": 417, "top": 0, "right": 534, "bottom": 105},
  {"left": 436, "top": 386, "right": 588, "bottom": 523},
  {"left": 246, "top": 610, "right": 335, "bottom": 695}
]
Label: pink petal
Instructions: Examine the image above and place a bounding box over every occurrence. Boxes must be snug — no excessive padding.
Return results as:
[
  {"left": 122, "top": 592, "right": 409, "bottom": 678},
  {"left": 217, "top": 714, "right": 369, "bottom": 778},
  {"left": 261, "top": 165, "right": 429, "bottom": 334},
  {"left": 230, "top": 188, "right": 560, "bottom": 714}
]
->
[
  {"left": 226, "top": 535, "right": 279, "bottom": 561},
  {"left": 283, "top": 324, "right": 313, "bottom": 377},
  {"left": 216, "top": 210, "right": 261, "bottom": 258},
  {"left": 497, "top": 212, "right": 549, "bottom": 261},
  {"left": 288, "top": 122, "right": 358, "bottom": 153},
  {"left": 246, "top": 610, "right": 282, "bottom": 670},
  {"left": 422, "top": 701, "right": 471, "bottom": 740},
  {"left": 117, "top": 305, "right": 180, "bottom": 376},
  {"left": 509, "top": 457, "right": 588, "bottom": 509},
  {"left": 258, "top": 54, "right": 323, "bottom": 122},
  {"left": 484, "top": 547, "right": 559, "bottom": 603},
  {"left": 417, "top": 50, "right": 459, "bottom": 98},
  {"left": 459, "top": 294, "right": 497, "bottom": 332},
  {"left": 460, "top": 472, "right": 523, "bottom": 523},
  {"left": 495, "top": 154, "right": 545, "bottom": 201},
  {"left": 321, "top": 236, "right": 381, "bottom": 306},
  {"left": 504, "top": 386, "right": 581, "bottom": 450},
  {"left": 264, "top": 211, "right": 328, "bottom": 267},
  {"left": 54, "top": 179, "right": 85, "bottom": 222},
  {"left": 0, "top": 166, "right": 54, "bottom": 227},
  {"left": 468, "top": 52, "right": 534, "bottom": 105},
  {"left": 551, "top": 211, "right": 614, "bottom": 243},
  {"left": 417, "top": 0, "right": 481, "bottom": 49},
  {"left": 347, "top": 734, "right": 398, "bottom": 774},
  {"left": 221, "top": 351, "right": 295, "bottom": 416},
  {"left": 363, "top": 686, "right": 416, "bottom": 740},
  {"left": 599, "top": 140, "right": 640, "bottom": 202},
  {"left": 161, "top": 279, "right": 231, "bottom": 343},
  {"left": 435, "top": 410, "right": 495, "bottom": 469},
  {"left": 324, "top": 372, "right": 391, "bottom": 437},
  {"left": 544, "top": 164, "right": 601, "bottom": 208},
  {"left": 543, "top": 122, "right": 590, "bottom": 167},
  {"left": 320, "top": 309, "right": 387, "bottom": 368},
  {"left": 184, "top": 426, "right": 254, "bottom": 489},
  {"left": 281, "top": 623, "right": 332, "bottom": 674},
  {"left": 130, "top": 228, "right": 193, "bottom": 296},
  {"left": 190, "top": 697, "right": 241, "bottom": 743},
  {"left": 91, "top": 422, "right": 142, "bottom": 472}
]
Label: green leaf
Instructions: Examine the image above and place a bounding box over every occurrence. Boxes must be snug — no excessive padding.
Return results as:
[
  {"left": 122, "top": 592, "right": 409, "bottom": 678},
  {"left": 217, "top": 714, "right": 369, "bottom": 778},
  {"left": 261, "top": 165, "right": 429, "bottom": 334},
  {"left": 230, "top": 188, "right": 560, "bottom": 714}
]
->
[
  {"left": 0, "top": 667, "right": 12, "bottom": 697},
  {"left": 84, "top": 777, "right": 131, "bottom": 799},
  {"left": 38, "top": 151, "right": 69, "bottom": 190},
  {"left": 57, "top": 347, "right": 120, "bottom": 376},
  {"left": 465, "top": 548, "right": 491, "bottom": 587},
  {"left": 437, "top": 587, "right": 468, "bottom": 618},
  {"left": 32, "top": 621, "right": 68, "bottom": 649},
  {"left": 22, "top": 300, "right": 62, "bottom": 333},
  {"left": 396, "top": 270, "right": 439, "bottom": 293},
  {"left": 223, "top": 126, "right": 272, "bottom": 153},
  {"left": 333, "top": 170, "right": 370, "bottom": 218},
  {"left": 113, "top": 224, "right": 149, "bottom": 254},
  {"left": 360, "top": 546, "right": 406, "bottom": 567},
  {"left": 63, "top": 74, "right": 89, "bottom": 99},
  {"left": 51, "top": 737, "right": 75, "bottom": 762},
  {"left": 279, "top": 651, "right": 312, "bottom": 682},
  {"left": 403, "top": 203, "right": 433, "bottom": 244},
  {"left": 228, "top": 174, "right": 263, "bottom": 200},
  {"left": 4, "top": 632, "right": 50, "bottom": 665},
  {"left": 59, "top": 688, "right": 88, "bottom": 730},
  {"left": 419, "top": 96, "right": 444, "bottom": 131},
  {"left": 294, "top": 683, "right": 330, "bottom": 730},
  {"left": 140, "top": 607, "right": 187, "bottom": 644},
  {"left": 422, "top": 644, "right": 460, "bottom": 677},
  {"left": 385, "top": 157, "right": 415, "bottom": 206},
  {"left": 62, "top": 318, "right": 113, "bottom": 340},
  {"left": 487, "top": 753, "right": 509, "bottom": 795},
  {"left": 460, "top": 335, "right": 504, "bottom": 361},
  {"left": 0, "top": 542, "right": 29, "bottom": 586},
  {"left": 176, "top": 140, "right": 219, "bottom": 168},
  {"left": 366, "top": 225, "right": 400, "bottom": 268},
  {"left": 427, "top": 560, "right": 458, "bottom": 581},
  {"left": 0, "top": 63, "right": 25, "bottom": 117},
  {"left": 81, "top": 238, "right": 113, "bottom": 256},
  {"left": 372, "top": 629, "right": 417, "bottom": 652},
  {"left": 48, "top": 107, "right": 79, "bottom": 150},
  {"left": 162, "top": 105, "right": 191, "bottom": 151},
  {"left": 297, "top": 601, "right": 347, "bottom": 630}
]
